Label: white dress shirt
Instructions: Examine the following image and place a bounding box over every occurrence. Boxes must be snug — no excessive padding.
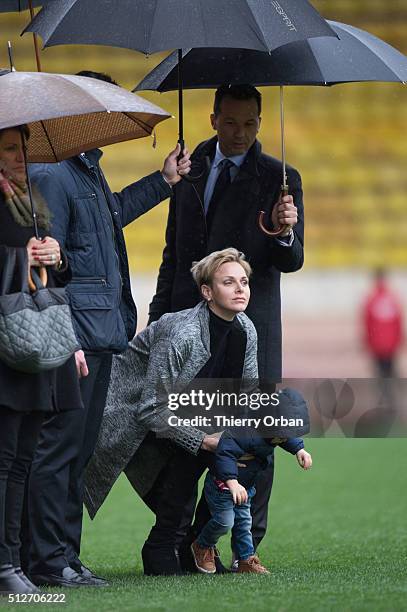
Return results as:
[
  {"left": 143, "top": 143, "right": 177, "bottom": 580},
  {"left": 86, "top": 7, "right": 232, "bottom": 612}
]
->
[{"left": 202, "top": 142, "right": 294, "bottom": 246}]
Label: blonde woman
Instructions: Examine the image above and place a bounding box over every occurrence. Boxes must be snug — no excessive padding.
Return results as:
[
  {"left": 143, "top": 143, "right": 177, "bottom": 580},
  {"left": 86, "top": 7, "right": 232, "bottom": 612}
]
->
[{"left": 85, "top": 248, "right": 257, "bottom": 576}]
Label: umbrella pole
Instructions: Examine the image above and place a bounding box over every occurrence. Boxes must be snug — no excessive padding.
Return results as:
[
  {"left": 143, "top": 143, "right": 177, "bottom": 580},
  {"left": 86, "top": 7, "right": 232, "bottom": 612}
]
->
[
  {"left": 28, "top": 0, "right": 42, "bottom": 72},
  {"left": 20, "top": 128, "right": 40, "bottom": 240},
  {"left": 21, "top": 129, "right": 47, "bottom": 291},
  {"left": 177, "top": 48, "right": 184, "bottom": 153},
  {"left": 177, "top": 49, "right": 206, "bottom": 182},
  {"left": 280, "top": 85, "right": 288, "bottom": 194},
  {"left": 7, "top": 41, "right": 16, "bottom": 71},
  {"left": 258, "top": 86, "right": 287, "bottom": 236}
]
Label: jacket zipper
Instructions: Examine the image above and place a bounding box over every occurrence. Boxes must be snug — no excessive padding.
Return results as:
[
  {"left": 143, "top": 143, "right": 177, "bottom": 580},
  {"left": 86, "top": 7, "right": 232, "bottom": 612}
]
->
[
  {"left": 71, "top": 277, "right": 107, "bottom": 286},
  {"left": 94, "top": 167, "right": 123, "bottom": 305}
]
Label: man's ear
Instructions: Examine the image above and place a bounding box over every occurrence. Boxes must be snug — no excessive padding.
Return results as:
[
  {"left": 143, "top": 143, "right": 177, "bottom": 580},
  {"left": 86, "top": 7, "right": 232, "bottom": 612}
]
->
[
  {"left": 257, "top": 115, "right": 261, "bottom": 133},
  {"left": 201, "top": 284, "right": 212, "bottom": 302},
  {"left": 210, "top": 113, "right": 217, "bottom": 131}
]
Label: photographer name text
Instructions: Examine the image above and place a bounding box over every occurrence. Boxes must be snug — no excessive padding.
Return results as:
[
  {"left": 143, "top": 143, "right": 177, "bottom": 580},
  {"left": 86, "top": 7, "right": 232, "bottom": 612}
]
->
[{"left": 167, "top": 414, "right": 304, "bottom": 429}]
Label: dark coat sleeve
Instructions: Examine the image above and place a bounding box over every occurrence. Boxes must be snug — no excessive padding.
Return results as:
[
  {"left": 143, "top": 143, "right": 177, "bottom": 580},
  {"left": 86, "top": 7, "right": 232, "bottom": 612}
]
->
[
  {"left": 50, "top": 250, "right": 72, "bottom": 287},
  {"left": 212, "top": 434, "right": 248, "bottom": 482},
  {"left": 0, "top": 245, "right": 18, "bottom": 277},
  {"left": 112, "top": 171, "right": 172, "bottom": 228},
  {"left": 0, "top": 242, "right": 70, "bottom": 290},
  {"left": 278, "top": 437, "right": 304, "bottom": 455},
  {"left": 148, "top": 192, "right": 177, "bottom": 322},
  {"left": 270, "top": 166, "right": 304, "bottom": 273}
]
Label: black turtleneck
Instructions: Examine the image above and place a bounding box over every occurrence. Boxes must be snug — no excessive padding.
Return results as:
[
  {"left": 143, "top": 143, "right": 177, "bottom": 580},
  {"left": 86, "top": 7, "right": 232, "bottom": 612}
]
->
[{"left": 196, "top": 308, "right": 237, "bottom": 379}]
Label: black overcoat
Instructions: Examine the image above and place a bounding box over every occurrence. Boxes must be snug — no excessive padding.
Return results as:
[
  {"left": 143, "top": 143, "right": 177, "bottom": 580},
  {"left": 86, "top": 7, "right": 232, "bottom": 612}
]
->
[
  {"left": 149, "top": 137, "right": 304, "bottom": 381},
  {"left": 0, "top": 193, "right": 83, "bottom": 413}
]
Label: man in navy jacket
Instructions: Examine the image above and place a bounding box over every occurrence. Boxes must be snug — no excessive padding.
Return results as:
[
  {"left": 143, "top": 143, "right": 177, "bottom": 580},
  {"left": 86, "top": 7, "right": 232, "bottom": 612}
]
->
[{"left": 23, "top": 72, "right": 191, "bottom": 589}]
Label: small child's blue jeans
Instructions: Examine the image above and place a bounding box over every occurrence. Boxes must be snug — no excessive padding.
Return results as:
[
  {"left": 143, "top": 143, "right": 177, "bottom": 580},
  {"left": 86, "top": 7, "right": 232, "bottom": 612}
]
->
[{"left": 197, "top": 472, "right": 256, "bottom": 561}]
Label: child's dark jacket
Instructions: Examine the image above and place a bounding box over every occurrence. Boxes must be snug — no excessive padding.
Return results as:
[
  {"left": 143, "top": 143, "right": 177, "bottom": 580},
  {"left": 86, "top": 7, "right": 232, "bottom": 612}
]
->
[{"left": 209, "top": 431, "right": 304, "bottom": 488}]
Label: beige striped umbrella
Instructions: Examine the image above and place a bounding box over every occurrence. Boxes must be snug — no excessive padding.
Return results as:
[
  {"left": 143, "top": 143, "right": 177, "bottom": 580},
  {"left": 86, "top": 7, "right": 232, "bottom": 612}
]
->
[
  {"left": 0, "top": 66, "right": 171, "bottom": 240},
  {"left": 0, "top": 68, "right": 171, "bottom": 162}
]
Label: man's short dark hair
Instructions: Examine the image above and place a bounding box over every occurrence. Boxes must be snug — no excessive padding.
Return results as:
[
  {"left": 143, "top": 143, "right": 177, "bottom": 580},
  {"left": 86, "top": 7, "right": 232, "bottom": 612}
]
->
[
  {"left": 214, "top": 84, "right": 262, "bottom": 116},
  {"left": 75, "top": 71, "right": 119, "bottom": 86}
]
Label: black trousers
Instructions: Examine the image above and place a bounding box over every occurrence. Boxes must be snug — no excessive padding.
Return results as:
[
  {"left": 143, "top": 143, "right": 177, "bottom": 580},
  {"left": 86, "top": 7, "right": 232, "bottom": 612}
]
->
[
  {"left": 23, "top": 352, "right": 112, "bottom": 575},
  {"left": 143, "top": 446, "right": 210, "bottom": 548},
  {"left": 249, "top": 462, "right": 275, "bottom": 550},
  {"left": 0, "top": 408, "right": 44, "bottom": 566}
]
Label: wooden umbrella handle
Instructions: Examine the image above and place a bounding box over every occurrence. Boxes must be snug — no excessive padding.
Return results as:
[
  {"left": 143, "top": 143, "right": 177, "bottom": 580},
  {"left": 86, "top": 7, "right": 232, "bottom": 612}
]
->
[
  {"left": 28, "top": 266, "right": 47, "bottom": 292},
  {"left": 28, "top": 0, "right": 42, "bottom": 72},
  {"left": 258, "top": 185, "right": 290, "bottom": 237}
]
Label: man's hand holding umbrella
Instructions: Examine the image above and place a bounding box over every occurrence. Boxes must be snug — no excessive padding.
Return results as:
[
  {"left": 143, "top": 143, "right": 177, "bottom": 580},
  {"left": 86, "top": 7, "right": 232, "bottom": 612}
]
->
[
  {"left": 161, "top": 142, "right": 191, "bottom": 186},
  {"left": 271, "top": 194, "right": 298, "bottom": 239}
]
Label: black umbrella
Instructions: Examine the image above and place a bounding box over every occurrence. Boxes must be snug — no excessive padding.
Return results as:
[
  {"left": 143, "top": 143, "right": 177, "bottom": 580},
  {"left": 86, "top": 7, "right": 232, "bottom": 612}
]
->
[
  {"left": 0, "top": 1, "right": 46, "bottom": 9},
  {"left": 135, "top": 21, "right": 407, "bottom": 89},
  {"left": 135, "top": 20, "right": 407, "bottom": 234},
  {"left": 24, "top": 0, "right": 337, "bottom": 155},
  {"left": 0, "top": 1, "right": 55, "bottom": 70}
]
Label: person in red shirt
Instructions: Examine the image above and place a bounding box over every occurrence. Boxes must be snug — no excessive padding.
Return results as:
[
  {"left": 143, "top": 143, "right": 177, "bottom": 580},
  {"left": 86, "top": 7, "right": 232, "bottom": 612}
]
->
[{"left": 363, "top": 269, "right": 404, "bottom": 377}]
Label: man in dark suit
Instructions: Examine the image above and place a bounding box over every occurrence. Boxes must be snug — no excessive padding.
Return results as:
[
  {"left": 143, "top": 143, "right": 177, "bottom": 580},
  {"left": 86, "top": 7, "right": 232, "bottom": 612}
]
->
[{"left": 148, "top": 84, "right": 304, "bottom": 568}]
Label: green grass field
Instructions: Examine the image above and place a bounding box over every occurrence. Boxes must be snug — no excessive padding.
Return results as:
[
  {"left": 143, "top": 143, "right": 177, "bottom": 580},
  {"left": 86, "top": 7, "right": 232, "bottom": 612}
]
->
[{"left": 4, "top": 439, "right": 407, "bottom": 611}]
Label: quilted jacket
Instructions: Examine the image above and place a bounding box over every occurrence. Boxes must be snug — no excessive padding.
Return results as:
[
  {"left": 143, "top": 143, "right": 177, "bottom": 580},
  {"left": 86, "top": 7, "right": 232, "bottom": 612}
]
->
[{"left": 30, "top": 150, "right": 172, "bottom": 352}]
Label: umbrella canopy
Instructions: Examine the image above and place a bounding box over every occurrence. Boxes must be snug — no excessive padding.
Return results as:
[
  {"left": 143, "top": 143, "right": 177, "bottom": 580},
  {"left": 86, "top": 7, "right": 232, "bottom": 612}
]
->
[
  {"left": 24, "top": 0, "right": 337, "bottom": 54},
  {"left": 134, "top": 19, "right": 407, "bottom": 235},
  {"left": 0, "top": 1, "right": 50, "bottom": 11},
  {"left": 23, "top": 0, "right": 337, "bottom": 167},
  {"left": 135, "top": 20, "right": 407, "bottom": 91},
  {"left": 0, "top": 70, "right": 171, "bottom": 162}
]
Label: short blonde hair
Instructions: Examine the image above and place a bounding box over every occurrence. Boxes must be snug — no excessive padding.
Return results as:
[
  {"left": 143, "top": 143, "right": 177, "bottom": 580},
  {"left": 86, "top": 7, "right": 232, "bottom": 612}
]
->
[{"left": 191, "top": 248, "right": 252, "bottom": 289}]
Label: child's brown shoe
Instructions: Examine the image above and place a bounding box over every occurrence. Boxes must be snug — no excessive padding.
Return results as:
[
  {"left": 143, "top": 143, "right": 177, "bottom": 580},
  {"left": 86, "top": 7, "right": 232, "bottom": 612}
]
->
[
  {"left": 190, "top": 541, "right": 216, "bottom": 574},
  {"left": 237, "top": 555, "right": 270, "bottom": 574}
]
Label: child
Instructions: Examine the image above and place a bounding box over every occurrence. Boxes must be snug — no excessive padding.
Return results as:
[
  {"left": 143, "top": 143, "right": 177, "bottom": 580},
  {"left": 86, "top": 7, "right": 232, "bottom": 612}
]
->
[{"left": 191, "top": 392, "right": 312, "bottom": 575}]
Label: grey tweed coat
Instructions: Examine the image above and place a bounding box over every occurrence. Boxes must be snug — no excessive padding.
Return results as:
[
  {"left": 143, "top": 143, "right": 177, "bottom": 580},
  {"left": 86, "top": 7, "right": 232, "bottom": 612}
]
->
[{"left": 84, "top": 301, "right": 258, "bottom": 518}]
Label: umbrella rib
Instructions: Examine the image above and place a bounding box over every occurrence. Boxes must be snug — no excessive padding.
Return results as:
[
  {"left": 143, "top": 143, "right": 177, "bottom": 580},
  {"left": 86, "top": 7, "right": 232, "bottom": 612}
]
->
[
  {"left": 40, "top": 119, "right": 58, "bottom": 161},
  {"left": 306, "top": 40, "right": 327, "bottom": 84},
  {"left": 144, "top": 0, "right": 160, "bottom": 55},
  {"left": 123, "top": 112, "right": 151, "bottom": 135},
  {"left": 34, "top": 0, "right": 76, "bottom": 45},
  {"left": 244, "top": 3, "right": 272, "bottom": 52}
]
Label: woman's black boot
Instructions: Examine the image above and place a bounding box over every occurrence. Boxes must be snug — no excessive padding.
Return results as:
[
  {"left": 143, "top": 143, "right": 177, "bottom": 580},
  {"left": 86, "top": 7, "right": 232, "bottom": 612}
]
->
[{"left": 141, "top": 542, "right": 184, "bottom": 576}]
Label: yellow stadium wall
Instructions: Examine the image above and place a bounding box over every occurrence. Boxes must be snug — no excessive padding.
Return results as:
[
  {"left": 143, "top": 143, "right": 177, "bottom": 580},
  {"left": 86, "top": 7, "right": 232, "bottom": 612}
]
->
[{"left": 1, "top": 0, "right": 407, "bottom": 273}]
